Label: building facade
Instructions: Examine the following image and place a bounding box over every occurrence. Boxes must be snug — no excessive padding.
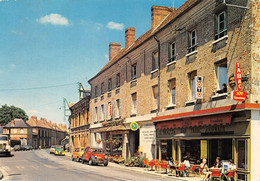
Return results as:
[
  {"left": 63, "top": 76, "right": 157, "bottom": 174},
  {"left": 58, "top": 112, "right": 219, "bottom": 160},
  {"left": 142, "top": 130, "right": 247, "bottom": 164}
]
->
[
  {"left": 88, "top": 0, "right": 260, "bottom": 180},
  {"left": 69, "top": 95, "right": 90, "bottom": 151},
  {"left": 3, "top": 119, "right": 32, "bottom": 147}
]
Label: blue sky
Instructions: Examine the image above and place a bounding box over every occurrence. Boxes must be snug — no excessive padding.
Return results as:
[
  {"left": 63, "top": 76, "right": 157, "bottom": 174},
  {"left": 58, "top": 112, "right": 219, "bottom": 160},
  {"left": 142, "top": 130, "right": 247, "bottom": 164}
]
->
[{"left": 0, "top": 0, "right": 186, "bottom": 125}]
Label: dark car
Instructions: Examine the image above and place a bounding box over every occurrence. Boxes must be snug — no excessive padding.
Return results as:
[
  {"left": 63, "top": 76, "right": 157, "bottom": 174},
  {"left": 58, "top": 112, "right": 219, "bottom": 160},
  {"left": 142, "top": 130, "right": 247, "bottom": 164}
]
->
[
  {"left": 81, "top": 147, "right": 108, "bottom": 166},
  {"left": 14, "top": 145, "right": 21, "bottom": 151}
]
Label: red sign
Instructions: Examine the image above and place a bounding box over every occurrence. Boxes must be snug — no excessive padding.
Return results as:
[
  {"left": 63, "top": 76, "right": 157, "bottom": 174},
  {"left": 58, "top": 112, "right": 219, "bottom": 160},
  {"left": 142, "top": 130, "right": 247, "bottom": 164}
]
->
[
  {"left": 232, "top": 91, "right": 247, "bottom": 101},
  {"left": 235, "top": 62, "right": 242, "bottom": 90}
]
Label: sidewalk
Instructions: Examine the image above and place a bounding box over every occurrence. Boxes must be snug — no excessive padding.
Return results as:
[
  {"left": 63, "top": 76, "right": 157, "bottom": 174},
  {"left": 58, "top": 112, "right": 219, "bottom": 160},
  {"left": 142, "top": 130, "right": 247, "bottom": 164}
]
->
[
  {"left": 108, "top": 162, "right": 203, "bottom": 181},
  {"left": 0, "top": 170, "right": 3, "bottom": 180}
]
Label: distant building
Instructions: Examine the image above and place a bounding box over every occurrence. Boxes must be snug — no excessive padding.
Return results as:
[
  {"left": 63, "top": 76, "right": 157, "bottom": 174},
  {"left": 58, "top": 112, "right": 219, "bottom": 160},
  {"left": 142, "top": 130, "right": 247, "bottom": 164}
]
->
[{"left": 3, "top": 119, "right": 32, "bottom": 147}]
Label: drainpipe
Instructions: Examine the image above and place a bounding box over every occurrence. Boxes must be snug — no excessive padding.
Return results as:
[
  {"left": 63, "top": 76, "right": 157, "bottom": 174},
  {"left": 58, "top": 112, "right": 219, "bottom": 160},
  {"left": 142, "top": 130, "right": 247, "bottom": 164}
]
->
[{"left": 154, "top": 36, "right": 160, "bottom": 117}]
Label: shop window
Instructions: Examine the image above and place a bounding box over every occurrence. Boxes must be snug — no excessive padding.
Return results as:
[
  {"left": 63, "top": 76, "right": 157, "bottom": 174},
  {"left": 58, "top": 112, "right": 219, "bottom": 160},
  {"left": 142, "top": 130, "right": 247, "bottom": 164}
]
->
[
  {"left": 152, "top": 51, "right": 159, "bottom": 71},
  {"left": 116, "top": 73, "right": 120, "bottom": 88},
  {"left": 188, "top": 70, "right": 197, "bottom": 100},
  {"left": 108, "top": 78, "right": 112, "bottom": 92},
  {"left": 101, "top": 82, "right": 104, "bottom": 95},
  {"left": 168, "top": 42, "right": 176, "bottom": 63},
  {"left": 237, "top": 139, "right": 248, "bottom": 170},
  {"left": 215, "top": 61, "right": 227, "bottom": 92},
  {"left": 181, "top": 140, "right": 200, "bottom": 164},
  {"left": 131, "top": 93, "right": 137, "bottom": 115},
  {"left": 215, "top": 11, "right": 227, "bottom": 40},
  {"left": 152, "top": 85, "right": 158, "bottom": 111},
  {"left": 94, "top": 86, "right": 98, "bottom": 98},
  {"left": 168, "top": 79, "right": 176, "bottom": 105},
  {"left": 188, "top": 30, "right": 197, "bottom": 53},
  {"left": 131, "top": 63, "right": 137, "bottom": 80}
]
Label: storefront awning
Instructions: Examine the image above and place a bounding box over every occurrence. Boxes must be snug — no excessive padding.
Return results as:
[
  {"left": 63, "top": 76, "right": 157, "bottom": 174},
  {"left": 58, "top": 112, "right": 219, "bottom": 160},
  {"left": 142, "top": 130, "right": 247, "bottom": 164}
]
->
[
  {"left": 93, "top": 125, "right": 127, "bottom": 133},
  {"left": 157, "top": 113, "right": 232, "bottom": 129}
]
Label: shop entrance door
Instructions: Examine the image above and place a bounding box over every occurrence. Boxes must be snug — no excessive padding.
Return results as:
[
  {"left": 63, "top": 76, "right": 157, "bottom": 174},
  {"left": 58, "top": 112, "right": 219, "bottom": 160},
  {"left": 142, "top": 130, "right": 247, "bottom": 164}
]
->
[
  {"left": 209, "top": 139, "right": 232, "bottom": 166},
  {"left": 134, "top": 130, "right": 139, "bottom": 154}
]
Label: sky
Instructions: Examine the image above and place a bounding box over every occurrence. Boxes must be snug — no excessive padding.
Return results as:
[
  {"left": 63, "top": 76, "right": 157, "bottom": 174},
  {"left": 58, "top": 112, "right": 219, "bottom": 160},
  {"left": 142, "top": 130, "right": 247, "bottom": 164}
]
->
[{"left": 0, "top": 0, "right": 186, "bottom": 126}]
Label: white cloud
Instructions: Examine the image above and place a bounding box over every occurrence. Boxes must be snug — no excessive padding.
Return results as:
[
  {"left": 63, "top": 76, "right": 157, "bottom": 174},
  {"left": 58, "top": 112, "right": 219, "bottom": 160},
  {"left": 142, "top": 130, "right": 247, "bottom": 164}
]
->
[
  {"left": 105, "top": 54, "right": 109, "bottom": 60},
  {"left": 28, "top": 110, "right": 39, "bottom": 114},
  {"left": 106, "top": 21, "right": 124, "bottom": 31},
  {"left": 36, "top": 13, "right": 70, "bottom": 26}
]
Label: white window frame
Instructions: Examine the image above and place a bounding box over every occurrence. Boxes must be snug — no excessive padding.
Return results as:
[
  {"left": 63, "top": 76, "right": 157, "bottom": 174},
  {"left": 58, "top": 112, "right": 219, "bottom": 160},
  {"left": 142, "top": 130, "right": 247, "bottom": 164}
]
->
[
  {"left": 216, "top": 11, "right": 227, "bottom": 39},
  {"left": 188, "top": 30, "right": 197, "bottom": 53},
  {"left": 101, "top": 105, "right": 105, "bottom": 121},
  {"left": 169, "top": 42, "right": 176, "bottom": 63},
  {"left": 216, "top": 62, "right": 228, "bottom": 90},
  {"left": 131, "top": 93, "right": 137, "bottom": 114}
]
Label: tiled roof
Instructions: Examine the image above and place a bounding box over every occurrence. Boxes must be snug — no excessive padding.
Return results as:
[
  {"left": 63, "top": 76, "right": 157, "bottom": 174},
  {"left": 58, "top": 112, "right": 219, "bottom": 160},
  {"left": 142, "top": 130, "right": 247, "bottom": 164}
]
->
[
  {"left": 89, "top": 0, "right": 200, "bottom": 83},
  {"left": 4, "top": 119, "right": 30, "bottom": 128}
]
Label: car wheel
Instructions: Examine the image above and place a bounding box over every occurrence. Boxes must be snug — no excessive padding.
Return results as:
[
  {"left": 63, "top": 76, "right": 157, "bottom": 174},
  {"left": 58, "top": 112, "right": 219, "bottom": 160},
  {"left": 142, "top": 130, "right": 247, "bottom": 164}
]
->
[
  {"left": 89, "top": 158, "right": 93, "bottom": 165},
  {"left": 104, "top": 163, "right": 108, "bottom": 167},
  {"left": 76, "top": 157, "right": 80, "bottom": 162},
  {"left": 81, "top": 159, "right": 85, "bottom": 164},
  {"left": 72, "top": 157, "right": 74, "bottom": 161}
]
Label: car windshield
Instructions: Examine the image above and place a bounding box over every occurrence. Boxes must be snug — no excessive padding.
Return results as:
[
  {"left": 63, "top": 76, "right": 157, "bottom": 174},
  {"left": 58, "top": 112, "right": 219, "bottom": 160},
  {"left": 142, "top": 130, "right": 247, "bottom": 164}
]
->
[
  {"left": 14, "top": 145, "right": 20, "bottom": 148},
  {"left": 0, "top": 136, "right": 8, "bottom": 141},
  {"left": 56, "top": 146, "right": 63, "bottom": 149}
]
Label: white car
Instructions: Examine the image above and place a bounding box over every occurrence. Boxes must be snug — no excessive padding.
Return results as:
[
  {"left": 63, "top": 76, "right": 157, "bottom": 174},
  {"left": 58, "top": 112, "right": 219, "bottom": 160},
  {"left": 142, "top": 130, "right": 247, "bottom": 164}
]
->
[{"left": 50, "top": 145, "right": 57, "bottom": 154}]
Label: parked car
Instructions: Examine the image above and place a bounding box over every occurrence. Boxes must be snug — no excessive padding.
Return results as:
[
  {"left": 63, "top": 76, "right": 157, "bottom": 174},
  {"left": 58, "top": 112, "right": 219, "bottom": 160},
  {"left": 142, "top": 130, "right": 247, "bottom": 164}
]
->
[
  {"left": 24, "top": 145, "right": 33, "bottom": 151},
  {"left": 72, "top": 147, "right": 85, "bottom": 162},
  {"left": 50, "top": 145, "right": 57, "bottom": 154},
  {"left": 54, "top": 146, "right": 65, "bottom": 156},
  {"left": 14, "top": 145, "right": 21, "bottom": 151},
  {"left": 81, "top": 147, "right": 108, "bottom": 166}
]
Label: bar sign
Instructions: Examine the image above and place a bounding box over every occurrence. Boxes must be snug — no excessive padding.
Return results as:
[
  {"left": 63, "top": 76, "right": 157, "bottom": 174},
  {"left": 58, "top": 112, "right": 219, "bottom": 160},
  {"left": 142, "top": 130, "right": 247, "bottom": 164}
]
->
[{"left": 195, "top": 76, "right": 203, "bottom": 99}]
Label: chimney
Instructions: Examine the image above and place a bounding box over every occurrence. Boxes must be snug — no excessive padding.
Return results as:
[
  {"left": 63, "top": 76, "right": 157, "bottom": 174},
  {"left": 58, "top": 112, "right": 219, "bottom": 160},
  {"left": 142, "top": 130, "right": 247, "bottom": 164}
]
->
[
  {"left": 31, "top": 115, "right": 37, "bottom": 121},
  {"left": 125, "top": 27, "right": 135, "bottom": 49},
  {"left": 11, "top": 120, "right": 15, "bottom": 126},
  {"left": 109, "top": 43, "right": 121, "bottom": 61},
  {"left": 151, "top": 6, "right": 173, "bottom": 29}
]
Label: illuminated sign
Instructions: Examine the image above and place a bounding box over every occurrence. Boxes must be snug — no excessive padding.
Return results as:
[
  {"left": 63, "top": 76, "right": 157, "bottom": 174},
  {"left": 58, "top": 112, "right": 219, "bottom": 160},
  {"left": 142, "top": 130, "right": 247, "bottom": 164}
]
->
[{"left": 235, "top": 62, "right": 242, "bottom": 90}]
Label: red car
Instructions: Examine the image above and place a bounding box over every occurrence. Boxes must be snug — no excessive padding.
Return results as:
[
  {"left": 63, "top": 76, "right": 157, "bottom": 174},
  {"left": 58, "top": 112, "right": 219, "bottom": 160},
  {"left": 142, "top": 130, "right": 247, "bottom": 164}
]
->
[{"left": 81, "top": 147, "right": 108, "bottom": 166}]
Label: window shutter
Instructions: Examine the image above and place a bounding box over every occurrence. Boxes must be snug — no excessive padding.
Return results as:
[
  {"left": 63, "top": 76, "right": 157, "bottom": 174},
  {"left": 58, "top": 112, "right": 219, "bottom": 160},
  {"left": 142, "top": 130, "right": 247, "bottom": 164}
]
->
[{"left": 119, "top": 99, "right": 121, "bottom": 117}]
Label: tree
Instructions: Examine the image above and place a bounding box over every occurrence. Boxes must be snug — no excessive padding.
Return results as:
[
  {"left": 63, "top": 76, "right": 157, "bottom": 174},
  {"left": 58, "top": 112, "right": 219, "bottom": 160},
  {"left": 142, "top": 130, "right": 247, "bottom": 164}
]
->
[{"left": 0, "top": 105, "right": 29, "bottom": 126}]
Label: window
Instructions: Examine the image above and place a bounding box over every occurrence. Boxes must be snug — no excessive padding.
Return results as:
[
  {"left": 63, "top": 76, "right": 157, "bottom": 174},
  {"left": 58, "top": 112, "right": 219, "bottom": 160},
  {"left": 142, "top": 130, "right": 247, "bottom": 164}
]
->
[
  {"left": 216, "top": 61, "right": 227, "bottom": 91},
  {"left": 237, "top": 139, "right": 248, "bottom": 170},
  {"left": 216, "top": 11, "right": 227, "bottom": 40},
  {"left": 116, "top": 73, "right": 120, "bottom": 88},
  {"left": 20, "top": 129, "right": 24, "bottom": 134},
  {"left": 108, "top": 78, "right": 112, "bottom": 92},
  {"left": 79, "top": 112, "right": 81, "bottom": 126},
  {"left": 115, "top": 99, "right": 121, "bottom": 118},
  {"left": 101, "top": 105, "right": 105, "bottom": 121},
  {"left": 131, "top": 93, "right": 137, "bottom": 114},
  {"left": 131, "top": 64, "right": 137, "bottom": 80},
  {"left": 168, "top": 79, "right": 176, "bottom": 105},
  {"left": 152, "top": 51, "right": 159, "bottom": 71},
  {"left": 188, "top": 71, "right": 197, "bottom": 100},
  {"left": 94, "top": 107, "right": 98, "bottom": 122},
  {"left": 152, "top": 85, "right": 158, "bottom": 110},
  {"left": 101, "top": 82, "right": 104, "bottom": 95},
  {"left": 107, "top": 102, "right": 112, "bottom": 120},
  {"left": 94, "top": 86, "right": 98, "bottom": 97},
  {"left": 169, "top": 42, "right": 176, "bottom": 63},
  {"left": 188, "top": 30, "right": 197, "bottom": 53}
]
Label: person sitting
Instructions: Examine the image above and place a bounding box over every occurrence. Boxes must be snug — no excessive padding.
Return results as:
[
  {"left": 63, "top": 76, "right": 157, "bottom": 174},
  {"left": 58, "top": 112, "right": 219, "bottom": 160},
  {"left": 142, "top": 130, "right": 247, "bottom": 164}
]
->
[
  {"left": 216, "top": 83, "right": 227, "bottom": 94},
  {"left": 168, "top": 158, "right": 178, "bottom": 176},
  {"left": 224, "top": 159, "right": 236, "bottom": 181},
  {"left": 210, "top": 157, "right": 222, "bottom": 180},
  {"left": 200, "top": 158, "right": 211, "bottom": 181},
  {"left": 183, "top": 159, "right": 191, "bottom": 177}
]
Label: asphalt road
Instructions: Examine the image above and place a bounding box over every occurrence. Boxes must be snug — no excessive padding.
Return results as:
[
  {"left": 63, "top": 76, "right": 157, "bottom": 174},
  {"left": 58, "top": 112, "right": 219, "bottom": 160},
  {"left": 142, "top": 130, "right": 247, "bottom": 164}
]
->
[{"left": 0, "top": 150, "right": 178, "bottom": 181}]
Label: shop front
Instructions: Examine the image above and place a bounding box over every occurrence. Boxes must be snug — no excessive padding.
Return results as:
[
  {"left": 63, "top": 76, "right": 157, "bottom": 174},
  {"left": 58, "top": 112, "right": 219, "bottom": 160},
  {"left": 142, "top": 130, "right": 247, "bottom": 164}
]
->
[{"left": 154, "top": 111, "right": 250, "bottom": 181}]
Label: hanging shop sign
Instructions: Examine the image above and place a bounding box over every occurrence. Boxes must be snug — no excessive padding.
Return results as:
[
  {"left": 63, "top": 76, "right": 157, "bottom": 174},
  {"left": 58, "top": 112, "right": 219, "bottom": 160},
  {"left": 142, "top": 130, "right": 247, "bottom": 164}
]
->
[
  {"left": 130, "top": 121, "right": 139, "bottom": 131},
  {"left": 195, "top": 76, "right": 203, "bottom": 99},
  {"left": 235, "top": 62, "right": 242, "bottom": 90},
  {"left": 233, "top": 62, "right": 247, "bottom": 101},
  {"left": 228, "top": 75, "right": 236, "bottom": 88},
  {"left": 232, "top": 90, "right": 247, "bottom": 102},
  {"left": 200, "top": 140, "right": 208, "bottom": 159}
]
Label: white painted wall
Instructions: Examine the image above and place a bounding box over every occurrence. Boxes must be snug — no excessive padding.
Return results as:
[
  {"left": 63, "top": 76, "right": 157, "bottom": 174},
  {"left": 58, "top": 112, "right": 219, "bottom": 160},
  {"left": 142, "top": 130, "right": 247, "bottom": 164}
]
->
[
  {"left": 140, "top": 124, "right": 156, "bottom": 160},
  {"left": 251, "top": 110, "right": 260, "bottom": 181}
]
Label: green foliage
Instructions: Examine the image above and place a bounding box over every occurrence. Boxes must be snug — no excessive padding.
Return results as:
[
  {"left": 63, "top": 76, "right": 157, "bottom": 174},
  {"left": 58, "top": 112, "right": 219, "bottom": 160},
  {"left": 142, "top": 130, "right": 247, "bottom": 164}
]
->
[{"left": 0, "top": 105, "right": 29, "bottom": 126}]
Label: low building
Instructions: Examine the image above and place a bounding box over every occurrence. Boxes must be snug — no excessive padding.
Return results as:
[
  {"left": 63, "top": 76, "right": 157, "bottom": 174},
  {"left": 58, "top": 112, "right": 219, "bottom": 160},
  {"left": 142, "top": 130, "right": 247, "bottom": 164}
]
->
[{"left": 3, "top": 119, "right": 32, "bottom": 147}]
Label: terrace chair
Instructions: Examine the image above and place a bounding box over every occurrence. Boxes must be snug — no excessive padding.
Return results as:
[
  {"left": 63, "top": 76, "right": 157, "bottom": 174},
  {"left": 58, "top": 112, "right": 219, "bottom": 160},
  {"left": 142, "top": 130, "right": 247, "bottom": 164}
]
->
[
  {"left": 160, "top": 161, "right": 168, "bottom": 174},
  {"left": 155, "top": 160, "right": 161, "bottom": 172},
  {"left": 148, "top": 159, "right": 156, "bottom": 171},
  {"left": 226, "top": 170, "right": 235, "bottom": 181},
  {"left": 187, "top": 164, "right": 197, "bottom": 177},
  {"left": 143, "top": 159, "right": 149, "bottom": 170},
  {"left": 211, "top": 169, "right": 222, "bottom": 181},
  {"left": 177, "top": 164, "right": 186, "bottom": 177}
]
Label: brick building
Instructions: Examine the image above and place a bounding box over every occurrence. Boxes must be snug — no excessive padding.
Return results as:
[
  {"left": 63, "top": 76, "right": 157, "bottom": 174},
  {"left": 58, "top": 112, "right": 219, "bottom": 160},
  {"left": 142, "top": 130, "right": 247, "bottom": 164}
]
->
[
  {"left": 88, "top": 0, "right": 260, "bottom": 180},
  {"left": 69, "top": 94, "right": 91, "bottom": 151},
  {"left": 3, "top": 119, "right": 32, "bottom": 147}
]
